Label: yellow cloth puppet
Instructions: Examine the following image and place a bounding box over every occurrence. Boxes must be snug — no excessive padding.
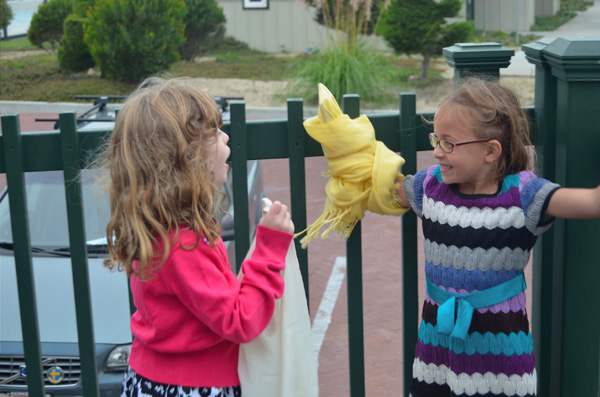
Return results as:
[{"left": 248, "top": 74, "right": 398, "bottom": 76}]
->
[{"left": 298, "top": 83, "right": 410, "bottom": 248}]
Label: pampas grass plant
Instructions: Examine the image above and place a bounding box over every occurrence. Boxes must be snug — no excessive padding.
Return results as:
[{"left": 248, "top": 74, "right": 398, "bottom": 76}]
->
[{"left": 286, "top": 0, "right": 392, "bottom": 104}]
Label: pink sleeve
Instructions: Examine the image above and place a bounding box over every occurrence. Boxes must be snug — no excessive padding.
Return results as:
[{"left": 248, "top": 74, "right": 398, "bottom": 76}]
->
[{"left": 165, "top": 225, "right": 292, "bottom": 344}]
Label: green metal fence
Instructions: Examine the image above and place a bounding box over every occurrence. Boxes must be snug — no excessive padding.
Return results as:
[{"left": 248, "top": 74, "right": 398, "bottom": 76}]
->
[
  {"left": 2, "top": 37, "right": 600, "bottom": 397},
  {"left": 225, "top": 95, "right": 434, "bottom": 396}
]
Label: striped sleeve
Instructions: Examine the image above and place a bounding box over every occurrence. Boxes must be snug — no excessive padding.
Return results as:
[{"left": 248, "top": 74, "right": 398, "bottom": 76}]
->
[
  {"left": 520, "top": 172, "right": 561, "bottom": 235},
  {"left": 404, "top": 167, "right": 432, "bottom": 218}
]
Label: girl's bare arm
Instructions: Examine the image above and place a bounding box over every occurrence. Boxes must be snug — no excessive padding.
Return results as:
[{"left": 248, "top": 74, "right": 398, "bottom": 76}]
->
[{"left": 546, "top": 185, "right": 600, "bottom": 219}]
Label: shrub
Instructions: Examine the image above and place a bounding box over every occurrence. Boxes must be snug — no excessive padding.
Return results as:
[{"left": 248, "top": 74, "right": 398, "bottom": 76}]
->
[
  {"left": 287, "top": 39, "right": 393, "bottom": 104},
  {"left": 84, "top": 0, "right": 186, "bottom": 82},
  {"left": 57, "top": 0, "right": 95, "bottom": 73},
  {"left": 58, "top": 14, "right": 95, "bottom": 71},
  {"left": 379, "top": 0, "right": 473, "bottom": 79},
  {"left": 73, "top": 0, "right": 95, "bottom": 15},
  {"left": 27, "top": 0, "right": 73, "bottom": 50},
  {"left": 0, "top": 0, "right": 14, "bottom": 38},
  {"left": 179, "top": 0, "right": 226, "bottom": 61}
]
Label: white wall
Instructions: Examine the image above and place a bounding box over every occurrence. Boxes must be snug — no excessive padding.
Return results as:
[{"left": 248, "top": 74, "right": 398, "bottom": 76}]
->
[
  {"left": 535, "top": 0, "right": 559, "bottom": 18},
  {"left": 219, "top": 0, "right": 391, "bottom": 53},
  {"left": 220, "top": 0, "right": 552, "bottom": 53},
  {"left": 474, "top": 0, "right": 535, "bottom": 33}
]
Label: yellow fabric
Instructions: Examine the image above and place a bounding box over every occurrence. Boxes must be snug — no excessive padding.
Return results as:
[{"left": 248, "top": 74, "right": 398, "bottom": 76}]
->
[{"left": 298, "top": 83, "right": 410, "bottom": 248}]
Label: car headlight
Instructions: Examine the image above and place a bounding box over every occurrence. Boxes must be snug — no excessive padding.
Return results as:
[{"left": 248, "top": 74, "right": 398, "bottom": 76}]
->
[{"left": 104, "top": 344, "right": 132, "bottom": 372}]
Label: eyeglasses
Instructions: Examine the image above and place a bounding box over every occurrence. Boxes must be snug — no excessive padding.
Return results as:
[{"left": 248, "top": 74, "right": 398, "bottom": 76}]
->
[{"left": 429, "top": 133, "right": 492, "bottom": 154}]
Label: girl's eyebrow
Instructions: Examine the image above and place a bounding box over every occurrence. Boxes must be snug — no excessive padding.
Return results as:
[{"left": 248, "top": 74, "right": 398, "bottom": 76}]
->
[{"left": 433, "top": 131, "right": 456, "bottom": 141}]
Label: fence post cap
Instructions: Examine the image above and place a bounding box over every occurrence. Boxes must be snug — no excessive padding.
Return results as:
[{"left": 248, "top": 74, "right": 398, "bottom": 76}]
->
[
  {"left": 522, "top": 37, "right": 556, "bottom": 58},
  {"left": 541, "top": 37, "right": 600, "bottom": 81},
  {"left": 443, "top": 42, "right": 514, "bottom": 70},
  {"left": 541, "top": 37, "right": 600, "bottom": 60},
  {"left": 443, "top": 42, "right": 514, "bottom": 59},
  {"left": 523, "top": 37, "right": 557, "bottom": 68}
]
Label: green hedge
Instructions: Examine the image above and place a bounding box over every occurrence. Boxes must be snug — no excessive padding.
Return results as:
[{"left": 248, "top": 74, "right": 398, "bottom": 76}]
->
[{"left": 84, "top": 0, "right": 186, "bottom": 82}]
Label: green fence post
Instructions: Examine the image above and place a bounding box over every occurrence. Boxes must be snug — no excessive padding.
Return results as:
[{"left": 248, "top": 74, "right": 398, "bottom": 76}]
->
[
  {"left": 58, "top": 112, "right": 100, "bottom": 397},
  {"left": 542, "top": 37, "right": 600, "bottom": 396},
  {"left": 1, "top": 114, "right": 47, "bottom": 397},
  {"left": 342, "top": 94, "right": 366, "bottom": 397},
  {"left": 286, "top": 99, "right": 310, "bottom": 304},
  {"left": 522, "top": 37, "right": 561, "bottom": 397},
  {"left": 443, "top": 42, "right": 514, "bottom": 85},
  {"left": 229, "top": 101, "right": 250, "bottom": 273},
  {"left": 399, "top": 93, "right": 418, "bottom": 396}
]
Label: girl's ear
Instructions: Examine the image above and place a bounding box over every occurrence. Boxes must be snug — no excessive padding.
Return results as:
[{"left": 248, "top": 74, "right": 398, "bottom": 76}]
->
[{"left": 485, "top": 140, "right": 502, "bottom": 164}]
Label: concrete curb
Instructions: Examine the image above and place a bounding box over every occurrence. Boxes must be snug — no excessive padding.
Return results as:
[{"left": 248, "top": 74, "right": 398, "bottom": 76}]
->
[{"left": 0, "top": 101, "right": 322, "bottom": 120}]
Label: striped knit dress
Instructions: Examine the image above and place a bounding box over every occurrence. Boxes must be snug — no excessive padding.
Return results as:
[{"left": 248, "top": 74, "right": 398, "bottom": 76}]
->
[{"left": 405, "top": 165, "right": 560, "bottom": 397}]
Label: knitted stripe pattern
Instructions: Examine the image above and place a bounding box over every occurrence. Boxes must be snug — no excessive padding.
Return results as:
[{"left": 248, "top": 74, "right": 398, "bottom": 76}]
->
[{"left": 405, "top": 166, "right": 560, "bottom": 397}]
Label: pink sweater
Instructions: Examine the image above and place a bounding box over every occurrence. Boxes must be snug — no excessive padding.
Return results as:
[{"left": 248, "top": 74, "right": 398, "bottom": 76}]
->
[{"left": 128, "top": 225, "right": 293, "bottom": 387}]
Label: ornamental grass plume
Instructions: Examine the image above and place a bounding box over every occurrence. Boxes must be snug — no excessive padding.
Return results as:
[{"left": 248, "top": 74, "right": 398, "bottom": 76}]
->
[{"left": 286, "top": 0, "right": 392, "bottom": 104}]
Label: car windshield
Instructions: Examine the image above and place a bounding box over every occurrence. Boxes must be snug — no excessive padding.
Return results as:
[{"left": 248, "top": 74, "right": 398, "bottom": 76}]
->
[{"left": 0, "top": 170, "right": 111, "bottom": 249}]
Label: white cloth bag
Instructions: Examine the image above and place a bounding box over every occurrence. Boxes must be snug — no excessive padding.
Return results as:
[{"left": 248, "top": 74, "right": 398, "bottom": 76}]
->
[{"left": 238, "top": 198, "right": 319, "bottom": 397}]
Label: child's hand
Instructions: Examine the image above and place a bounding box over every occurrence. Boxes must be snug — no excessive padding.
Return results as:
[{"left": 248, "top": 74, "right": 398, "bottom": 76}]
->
[
  {"left": 395, "top": 174, "right": 409, "bottom": 208},
  {"left": 259, "top": 199, "right": 294, "bottom": 234}
]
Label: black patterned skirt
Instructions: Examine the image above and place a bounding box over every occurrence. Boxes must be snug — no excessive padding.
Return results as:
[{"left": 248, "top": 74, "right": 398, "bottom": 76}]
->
[{"left": 121, "top": 366, "right": 242, "bottom": 397}]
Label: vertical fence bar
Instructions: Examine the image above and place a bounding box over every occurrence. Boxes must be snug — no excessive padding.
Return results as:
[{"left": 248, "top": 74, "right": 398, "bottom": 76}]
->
[
  {"left": 399, "top": 93, "right": 419, "bottom": 396},
  {"left": 58, "top": 112, "right": 100, "bottom": 397},
  {"left": 542, "top": 37, "right": 600, "bottom": 396},
  {"left": 0, "top": 114, "right": 46, "bottom": 396},
  {"left": 342, "top": 94, "right": 366, "bottom": 397},
  {"left": 522, "top": 38, "right": 560, "bottom": 397},
  {"left": 229, "top": 101, "right": 250, "bottom": 272},
  {"left": 286, "top": 99, "right": 310, "bottom": 304}
]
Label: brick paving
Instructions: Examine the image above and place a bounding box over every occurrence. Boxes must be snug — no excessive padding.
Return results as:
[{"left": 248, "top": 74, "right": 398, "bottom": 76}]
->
[{"left": 2, "top": 113, "right": 533, "bottom": 396}]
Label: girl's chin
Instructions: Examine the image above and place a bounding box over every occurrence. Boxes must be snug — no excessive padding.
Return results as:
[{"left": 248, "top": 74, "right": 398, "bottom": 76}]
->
[{"left": 439, "top": 174, "right": 458, "bottom": 187}]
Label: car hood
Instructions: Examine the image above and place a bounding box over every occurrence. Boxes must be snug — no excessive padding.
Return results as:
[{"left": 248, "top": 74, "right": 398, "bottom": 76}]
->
[{"left": 0, "top": 255, "right": 132, "bottom": 344}]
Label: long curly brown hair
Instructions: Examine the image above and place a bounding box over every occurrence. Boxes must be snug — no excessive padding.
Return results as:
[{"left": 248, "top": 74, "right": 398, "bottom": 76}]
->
[{"left": 97, "top": 77, "right": 224, "bottom": 280}]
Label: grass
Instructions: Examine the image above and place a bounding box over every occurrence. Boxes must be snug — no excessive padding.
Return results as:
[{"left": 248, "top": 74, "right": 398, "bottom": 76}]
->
[
  {"left": 0, "top": 34, "right": 531, "bottom": 109},
  {"left": 0, "top": 52, "right": 137, "bottom": 101},
  {"left": 172, "top": 54, "right": 300, "bottom": 81},
  {"left": 1, "top": 36, "right": 448, "bottom": 108},
  {"left": 472, "top": 30, "right": 541, "bottom": 47},
  {"left": 286, "top": 42, "right": 395, "bottom": 106},
  {"left": 531, "top": 10, "right": 578, "bottom": 31},
  {"left": 530, "top": 0, "right": 593, "bottom": 31},
  {"left": 0, "top": 38, "right": 37, "bottom": 51}
]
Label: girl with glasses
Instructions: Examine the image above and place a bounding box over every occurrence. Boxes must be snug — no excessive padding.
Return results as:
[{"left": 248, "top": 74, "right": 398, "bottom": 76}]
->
[
  {"left": 392, "top": 78, "right": 600, "bottom": 396},
  {"left": 303, "top": 79, "right": 600, "bottom": 397}
]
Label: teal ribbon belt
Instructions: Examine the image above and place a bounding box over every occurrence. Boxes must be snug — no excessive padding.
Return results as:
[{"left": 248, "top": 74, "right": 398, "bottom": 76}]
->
[{"left": 426, "top": 273, "right": 526, "bottom": 340}]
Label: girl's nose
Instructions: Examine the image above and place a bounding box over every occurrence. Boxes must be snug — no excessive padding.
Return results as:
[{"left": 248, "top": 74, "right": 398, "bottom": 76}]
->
[
  {"left": 221, "top": 129, "right": 229, "bottom": 143},
  {"left": 433, "top": 145, "right": 444, "bottom": 159}
]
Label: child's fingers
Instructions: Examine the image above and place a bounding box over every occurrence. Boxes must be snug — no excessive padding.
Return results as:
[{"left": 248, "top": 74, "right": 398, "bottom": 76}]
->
[
  {"left": 259, "top": 200, "right": 294, "bottom": 233},
  {"left": 269, "top": 200, "right": 284, "bottom": 215},
  {"left": 261, "top": 197, "right": 273, "bottom": 215},
  {"left": 284, "top": 211, "right": 294, "bottom": 234}
]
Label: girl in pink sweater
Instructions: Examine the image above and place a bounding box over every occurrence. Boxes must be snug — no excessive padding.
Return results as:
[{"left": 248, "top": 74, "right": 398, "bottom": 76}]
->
[{"left": 100, "top": 77, "right": 294, "bottom": 397}]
